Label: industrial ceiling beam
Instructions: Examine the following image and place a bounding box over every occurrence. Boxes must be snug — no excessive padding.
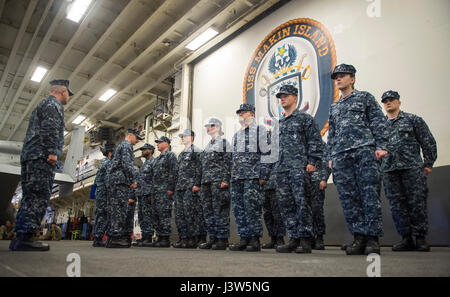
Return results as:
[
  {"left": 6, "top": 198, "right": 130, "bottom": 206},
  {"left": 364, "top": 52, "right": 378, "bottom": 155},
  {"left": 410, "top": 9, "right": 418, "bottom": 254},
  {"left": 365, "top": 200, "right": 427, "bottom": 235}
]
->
[
  {"left": 0, "top": 1, "right": 68, "bottom": 133},
  {"left": 0, "top": 0, "right": 39, "bottom": 109},
  {"left": 6, "top": 0, "right": 105, "bottom": 140},
  {"left": 63, "top": 0, "right": 176, "bottom": 115},
  {"left": 102, "top": 0, "right": 248, "bottom": 121}
]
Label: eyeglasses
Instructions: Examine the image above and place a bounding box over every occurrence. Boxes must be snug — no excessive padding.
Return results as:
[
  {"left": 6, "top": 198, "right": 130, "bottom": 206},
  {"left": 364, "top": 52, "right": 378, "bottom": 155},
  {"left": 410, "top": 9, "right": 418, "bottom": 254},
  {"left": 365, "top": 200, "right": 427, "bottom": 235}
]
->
[{"left": 382, "top": 98, "right": 398, "bottom": 103}]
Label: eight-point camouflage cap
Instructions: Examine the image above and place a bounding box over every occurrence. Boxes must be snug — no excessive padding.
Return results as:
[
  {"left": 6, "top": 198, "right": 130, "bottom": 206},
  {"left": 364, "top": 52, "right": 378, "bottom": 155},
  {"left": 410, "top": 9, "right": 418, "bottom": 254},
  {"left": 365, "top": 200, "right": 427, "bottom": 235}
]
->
[
  {"left": 236, "top": 103, "right": 255, "bottom": 114},
  {"left": 127, "top": 128, "right": 144, "bottom": 140},
  {"left": 49, "top": 79, "right": 74, "bottom": 96},
  {"left": 204, "top": 117, "right": 223, "bottom": 127},
  {"left": 331, "top": 64, "right": 357, "bottom": 79},
  {"left": 276, "top": 85, "right": 298, "bottom": 98},
  {"left": 381, "top": 90, "right": 400, "bottom": 103},
  {"left": 139, "top": 143, "right": 155, "bottom": 151},
  {"left": 179, "top": 129, "right": 195, "bottom": 138},
  {"left": 155, "top": 136, "right": 171, "bottom": 144}
]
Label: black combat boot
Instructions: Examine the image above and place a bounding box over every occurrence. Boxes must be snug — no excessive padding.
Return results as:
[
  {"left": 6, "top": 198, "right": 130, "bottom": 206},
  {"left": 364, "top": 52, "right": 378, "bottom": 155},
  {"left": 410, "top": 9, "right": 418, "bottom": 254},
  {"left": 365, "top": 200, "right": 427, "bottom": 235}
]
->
[
  {"left": 184, "top": 237, "right": 198, "bottom": 248},
  {"left": 229, "top": 237, "right": 249, "bottom": 251},
  {"left": 133, "top": 238, "right": 143, "bottom": 247},
  {"left": 276, "top": 238, "right": 300, "bottom": 253},
  {"left": 172, "top": 238, "right": 186, "bottom": 248},
  {"left": 275, "top": 237, "right": 285, "bottom": 248},
  {"left": 262, "top": 236, "right": 276, "bottom": 249},
  {"left": 345, "top": 234, "right": 367, "bottom": 255},
  {"left": 364, "top": 236, "right": 380, "bottom": 255},
  {"left": 199, "top": 237, "right": 216, "bottom": 249},
  {"left": 155, "top": 236, "right": 170, "bottom": 248},
  {"left": 212, "top": 238, "right": 228, "bottom": 250},
  {"left": 295, "top": 237, "right": 312, "bottom": 254},
  {"left": 392, "top": 236, "right": 416, "bottom": 251},
  {"left": 142, "top": 237, "right": 154, "bottom": 247},
  {"left": 313, "top": 235, "right": 325, "bottom": 250},
  {"left": 107, "top": 237, "right": 130, "bottom": 248},
  {"left": 92, "top": 237, "right": 106, "bottom": 247},
  {"left": 246, "top": 237, "right": 261, "bottom": 252},
  {"left": 9, "top": 233, "right": 50, "bottom": 251},
  {"left": 197, "top": 235, "right": 207, "bottom": 248},
  {"left": 416, "top": 236, "right": 430, "bottom": 252}
]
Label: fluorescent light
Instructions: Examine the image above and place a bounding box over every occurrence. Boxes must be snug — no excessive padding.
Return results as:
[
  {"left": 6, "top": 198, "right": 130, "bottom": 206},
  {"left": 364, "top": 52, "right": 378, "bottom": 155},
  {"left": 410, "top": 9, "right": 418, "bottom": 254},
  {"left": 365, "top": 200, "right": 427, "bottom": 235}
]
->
[
  {"left": 72, "top": 115, "right": 86, "bottom": 125},
  {"left": 98, "top": 88, "right": 117, "bottom": 102},
  {"left": 30, "top": 66, "right": 47, "bottom": 82},
  {"left": 66, "top": 0, "right": 92, "bottom": 23},
  {"left": 186, "top": 28, "right": 218, "bottom": 51}
]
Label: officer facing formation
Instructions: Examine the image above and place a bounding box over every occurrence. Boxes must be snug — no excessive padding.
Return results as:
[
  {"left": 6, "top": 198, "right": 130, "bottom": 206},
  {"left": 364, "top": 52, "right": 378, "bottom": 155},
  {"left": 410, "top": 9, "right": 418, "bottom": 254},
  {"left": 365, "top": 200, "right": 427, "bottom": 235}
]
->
[
  {"left": 10, "top": 79, "right": 72, "bottom": 252},
  {"left": 136, "top": 144, "right": 155, "bottom": 247},
  {"left": 107, "top": 129, "right": 142, "bottom": 248},
  {"left": 381, "top": 91, "right": 437, "bottom": 252},
  {"left": 229, "top": 104, "right": 272, "bottom": 252},
  {"left": 273, "top": 85, "right": 324, "bottom": 254},
  {"left": 199, "top": 118, "right": 232, "bottom": 250},
  {"left": 173, "top": 130, "right": 205, "bottom": 249},
  {"left": 92, "top": 143, "right": 115, "bottom": 247},
  {"left": 149, "top": 136, "right": 178, "bottom": 248},
  {"left": 328, "top": 64, "right": 388, "bottom": 255}
]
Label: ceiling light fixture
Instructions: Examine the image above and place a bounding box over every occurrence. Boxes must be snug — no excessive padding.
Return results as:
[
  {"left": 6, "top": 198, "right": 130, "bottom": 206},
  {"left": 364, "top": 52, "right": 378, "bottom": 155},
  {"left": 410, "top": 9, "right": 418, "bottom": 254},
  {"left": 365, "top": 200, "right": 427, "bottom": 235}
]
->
[
  {"left": 72, "top": 115, "right": 86, "bottom": 125},
  {"left": 186, "top": 28, "right": 218, "bottom": 51},
  {"left": 66, "top": 0, "right": 92, "bottom": 23},
  {"left": 30, "top": 66, "right": 48, "bottom": 82},
  {"left": 98, "top": 88, "right": 117, "bottom": 102}
]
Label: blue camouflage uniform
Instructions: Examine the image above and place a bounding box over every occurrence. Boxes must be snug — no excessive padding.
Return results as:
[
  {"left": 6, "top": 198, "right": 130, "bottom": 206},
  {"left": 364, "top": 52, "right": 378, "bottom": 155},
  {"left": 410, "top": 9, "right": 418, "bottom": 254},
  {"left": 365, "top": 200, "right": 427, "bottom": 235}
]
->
[
  {"left": 263, "top": 171, "right": 286, "bottom": 239},
  {"left": 200, "top": 135, "right": 232, "bottom": 240},
  {"left": 230, "top": 121, "right": 271, "bottom": 239},
  {"left": 273, "top": 109, "right": 324, "bottom": 239},
  {"left": 93, "top": 157, "right": 111, "bottom": 239},
  {"left": 16, "top": 95, "right": 65, "bottom": 235},
  {"left": 309, "top": 140, "right": 332, "bottom": 238},
  {"left": 174, "top": 144, "right": 205, "bottom": 240},
  {"left": 328, "top": 89, "right": 389, "bottom": 237},
  {"left": 137, "top": 156, "right": 155, "bottom": 240},
  {"left": 382, "top": 110, "right": 437, "bottom": 237},
  {"left": 108, "top": 140, "right": 139, "bottom": 239},
  {"left": 149, "top": 150, "right": 178, "bottom": 238}
]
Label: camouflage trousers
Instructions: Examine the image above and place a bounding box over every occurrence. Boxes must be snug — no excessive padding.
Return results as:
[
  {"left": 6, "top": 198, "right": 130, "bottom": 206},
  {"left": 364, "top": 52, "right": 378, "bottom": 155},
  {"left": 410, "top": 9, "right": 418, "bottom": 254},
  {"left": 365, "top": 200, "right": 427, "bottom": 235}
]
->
[
  {"left": 137, "top": 195, "right": 155, "bottom": 239},
  {"left": 109, "top": 185, "right": 134, "bottom": 238},
  {"left": 276, "top": 169, "right": 313, "bottom": 239},
  {"left": 200, "top": 182, "right": 231, "bottom": 239},
  {"left": 383, "top": 167, "right": 428, "bottom": 237},
  {"left": 125, "top": 201, "right": 135, "bottom": 238},
  {"left": 309, "top": 179, "right": 326, "bottom": 237},
  {"left": 174, "top": 189, "right": 206, "bottom": 239},
  {"left": 263, "top": 189, "right": 286, "bottom": 238},
  {"left": 230, "top": 179, "right": 264, "bottom": 238},
  {"left": 332, "top": 146, "right": 383, "bottom": 237},
  {"left": 150, "top": 190, "right": 174, "bottom": 237},
  {"left": 15, "top": 159, "right": 55, "bottom": 234},
  {"left": 93, "top": 187, "right": 108, "bottom": 239}
]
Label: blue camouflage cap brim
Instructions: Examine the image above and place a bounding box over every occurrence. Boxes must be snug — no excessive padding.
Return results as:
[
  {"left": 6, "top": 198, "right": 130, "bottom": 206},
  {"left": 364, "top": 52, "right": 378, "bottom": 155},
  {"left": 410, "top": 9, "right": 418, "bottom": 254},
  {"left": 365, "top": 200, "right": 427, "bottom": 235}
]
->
[
  {"left": 276, "top": 85, "right": 298, "bottom": 98},
  {"left": 381, "top": 90, "right": 400, "bottom": 102},
  {"left": 50, "top": 79, "right": 74, "bottom": 96},
  {"left": 236, "top": 103, "right": 256, "bottom": 114},
  {"left": 331, "top": 64, "right": 357, "bottom": 79}
]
